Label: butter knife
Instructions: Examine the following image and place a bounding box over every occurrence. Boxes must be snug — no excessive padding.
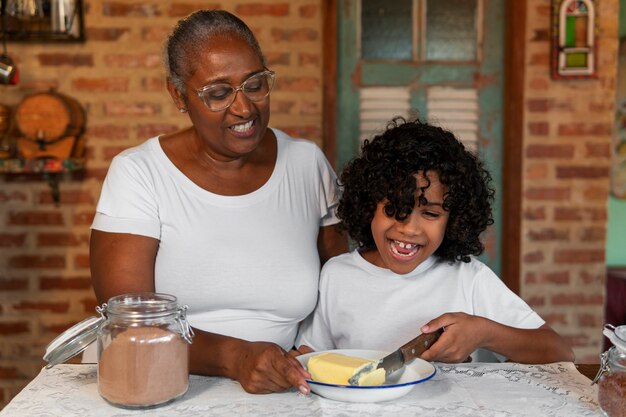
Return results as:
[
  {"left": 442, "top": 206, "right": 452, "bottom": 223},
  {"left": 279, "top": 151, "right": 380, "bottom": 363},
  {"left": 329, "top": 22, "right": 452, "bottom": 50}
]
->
[{"left": 349, "top": 328, "right": 443, "bottom": 385}]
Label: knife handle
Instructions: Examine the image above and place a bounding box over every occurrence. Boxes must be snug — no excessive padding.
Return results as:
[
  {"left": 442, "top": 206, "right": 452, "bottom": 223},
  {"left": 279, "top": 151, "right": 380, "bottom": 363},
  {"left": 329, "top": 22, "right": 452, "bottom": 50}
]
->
[{"left": 399, "top": 328, "right": 444, "bottom": 361}]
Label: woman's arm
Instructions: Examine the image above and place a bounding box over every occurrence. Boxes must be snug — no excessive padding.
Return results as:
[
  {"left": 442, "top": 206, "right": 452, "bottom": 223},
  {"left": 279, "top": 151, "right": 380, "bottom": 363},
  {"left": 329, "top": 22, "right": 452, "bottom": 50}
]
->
[
  {"left": 317, "top": 224, "right": 349, "bottom": 265},
  {"left": 90, "top": 229, "right": 311, "bottom": 394},
  {"left": 420, "top": 313, "right": 575, "bottom": 364}
]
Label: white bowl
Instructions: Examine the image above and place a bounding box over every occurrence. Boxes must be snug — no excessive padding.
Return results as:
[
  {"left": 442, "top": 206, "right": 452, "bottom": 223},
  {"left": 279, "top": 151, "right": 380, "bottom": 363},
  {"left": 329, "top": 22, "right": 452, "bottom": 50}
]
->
[{"left": 296, "top": 349, "right": 436, "bottom": 403}]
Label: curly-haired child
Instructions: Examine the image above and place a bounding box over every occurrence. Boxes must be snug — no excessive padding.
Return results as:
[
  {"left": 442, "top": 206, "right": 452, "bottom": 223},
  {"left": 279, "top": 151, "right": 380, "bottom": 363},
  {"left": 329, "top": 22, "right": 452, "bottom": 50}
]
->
[{"left": 296, "top": 118, "right": 574, "bottom": 364}]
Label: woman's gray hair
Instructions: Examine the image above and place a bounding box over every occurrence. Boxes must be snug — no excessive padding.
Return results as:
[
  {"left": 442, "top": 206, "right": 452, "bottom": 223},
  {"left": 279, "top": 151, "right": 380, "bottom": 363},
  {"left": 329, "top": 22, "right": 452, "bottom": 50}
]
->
[{"left": 164, "top": 10, "right": 266, "bottom": 99}]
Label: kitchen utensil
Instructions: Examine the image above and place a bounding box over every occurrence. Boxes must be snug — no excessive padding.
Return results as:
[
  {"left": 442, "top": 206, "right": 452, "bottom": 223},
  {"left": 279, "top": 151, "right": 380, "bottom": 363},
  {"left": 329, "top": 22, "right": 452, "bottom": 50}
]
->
[{"left": 349, "top": 328, "right": 443, "bottom": 386}]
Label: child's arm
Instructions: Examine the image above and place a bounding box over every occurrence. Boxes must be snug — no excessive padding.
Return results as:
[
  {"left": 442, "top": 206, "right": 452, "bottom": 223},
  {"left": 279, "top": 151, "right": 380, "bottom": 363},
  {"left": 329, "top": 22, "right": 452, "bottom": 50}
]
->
[{"left": 419, "top": 312, "right": 575, "bottom": 364}]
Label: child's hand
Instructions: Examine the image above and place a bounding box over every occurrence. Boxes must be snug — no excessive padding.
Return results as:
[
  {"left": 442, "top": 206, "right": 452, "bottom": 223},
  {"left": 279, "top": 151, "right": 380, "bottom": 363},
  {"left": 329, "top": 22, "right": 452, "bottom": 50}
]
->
[{"left": 419, "top": 312, "right": 489, "bottom": 363}]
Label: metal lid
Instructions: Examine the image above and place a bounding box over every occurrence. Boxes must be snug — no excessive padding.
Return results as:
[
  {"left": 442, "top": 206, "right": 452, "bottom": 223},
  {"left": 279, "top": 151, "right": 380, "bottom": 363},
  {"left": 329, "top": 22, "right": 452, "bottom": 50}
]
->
[
  {"left": 43, "top": 316, "right": 104, "bottom": 368},
  {"left": 603, "top": 324, "right": 626, "bottom": 354}
]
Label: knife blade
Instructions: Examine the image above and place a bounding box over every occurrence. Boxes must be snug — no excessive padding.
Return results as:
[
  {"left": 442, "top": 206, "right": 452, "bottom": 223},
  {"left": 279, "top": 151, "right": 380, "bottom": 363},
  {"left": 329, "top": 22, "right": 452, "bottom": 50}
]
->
[{"left": 348, "top": 328, "right": 443, "bottom": 385}]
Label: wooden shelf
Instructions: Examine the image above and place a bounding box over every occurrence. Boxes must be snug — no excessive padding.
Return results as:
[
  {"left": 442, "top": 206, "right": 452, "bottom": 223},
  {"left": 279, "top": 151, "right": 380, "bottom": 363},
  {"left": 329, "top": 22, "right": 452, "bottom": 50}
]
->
[{"left": 0, "top": 158, "right": 85, "bottom": 174}]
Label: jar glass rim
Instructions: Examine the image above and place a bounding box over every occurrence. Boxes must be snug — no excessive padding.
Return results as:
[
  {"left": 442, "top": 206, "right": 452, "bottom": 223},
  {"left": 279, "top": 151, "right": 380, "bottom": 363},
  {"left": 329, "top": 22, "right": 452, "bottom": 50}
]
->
[{"left": 105, "top": 293, "right": 179, "bottom": 317}]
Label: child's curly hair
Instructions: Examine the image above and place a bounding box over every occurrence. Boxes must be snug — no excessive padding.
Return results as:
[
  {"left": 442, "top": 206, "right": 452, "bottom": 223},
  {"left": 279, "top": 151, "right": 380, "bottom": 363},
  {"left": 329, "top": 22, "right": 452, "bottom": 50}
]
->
[{"left": 337, "top": 117, "right": 495, "bottom": 263}]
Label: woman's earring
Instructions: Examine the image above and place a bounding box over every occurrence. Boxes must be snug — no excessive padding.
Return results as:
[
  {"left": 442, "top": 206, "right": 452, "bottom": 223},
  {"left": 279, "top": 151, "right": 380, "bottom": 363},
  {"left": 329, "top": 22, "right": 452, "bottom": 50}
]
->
[{"left": 179, "top": 108, "right": 187, "bottom": 113}]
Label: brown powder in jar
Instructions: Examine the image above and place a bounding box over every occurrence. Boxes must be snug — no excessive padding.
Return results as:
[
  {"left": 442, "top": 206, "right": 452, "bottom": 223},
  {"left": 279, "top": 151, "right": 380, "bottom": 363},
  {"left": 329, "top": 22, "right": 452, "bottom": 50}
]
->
[
  {"left": 598, "top": 371, "right": 626, "bottom": 417},
  {"left": 98, "top": 326, "right": 189, "bottom": 408}
]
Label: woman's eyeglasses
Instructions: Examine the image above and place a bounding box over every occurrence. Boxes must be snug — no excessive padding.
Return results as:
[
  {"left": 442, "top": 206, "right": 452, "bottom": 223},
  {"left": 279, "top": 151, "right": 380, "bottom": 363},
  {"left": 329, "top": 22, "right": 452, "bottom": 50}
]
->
[{"left": 195, "top": 70, "right": 276, "bottom": 112}]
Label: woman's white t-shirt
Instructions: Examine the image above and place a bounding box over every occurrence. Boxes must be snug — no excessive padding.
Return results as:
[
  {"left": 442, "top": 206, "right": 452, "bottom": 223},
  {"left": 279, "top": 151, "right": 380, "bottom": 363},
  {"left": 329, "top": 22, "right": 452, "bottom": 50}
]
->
[{"left": 92, "top": 129, "right": 340, "bottom": 350}]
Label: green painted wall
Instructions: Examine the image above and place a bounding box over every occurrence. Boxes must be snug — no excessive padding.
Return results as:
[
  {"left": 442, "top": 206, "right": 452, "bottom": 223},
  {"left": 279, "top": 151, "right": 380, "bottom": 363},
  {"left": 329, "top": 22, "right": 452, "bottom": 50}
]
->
[
  {"left": 609, "top": 0, "right": 626, "bottom": 267},
  {"left": 607, "top": 196, "right": 626, "bottom": 266}
]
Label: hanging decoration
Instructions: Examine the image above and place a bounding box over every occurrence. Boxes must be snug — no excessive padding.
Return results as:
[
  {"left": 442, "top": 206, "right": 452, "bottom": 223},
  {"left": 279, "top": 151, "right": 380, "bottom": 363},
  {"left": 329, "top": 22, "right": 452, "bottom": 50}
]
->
[{"left": 551, "top": 0, "right": 597, "bottom": 79}]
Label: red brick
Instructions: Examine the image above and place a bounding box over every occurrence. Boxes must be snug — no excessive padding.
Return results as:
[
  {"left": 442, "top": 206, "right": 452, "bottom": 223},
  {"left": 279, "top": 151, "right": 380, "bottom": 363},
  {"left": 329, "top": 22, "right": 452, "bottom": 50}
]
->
[
  {"left": 86, "top": 124, "right": 130, "bottom": 139},
  {"left": 527, "top": 228, "right": 569, "bottom": 241},
  {"left": 0, "top": 233, "right": 26, "bottom": 247},
  {"left": 526, "top": 144, "right": 574, "bottom": 158},
  {"left": 8, "top": 256, "right": 66, "bottom": 269},
  {"left": 299, "top": 53, "right": 320, "bottom": 67},
  {"left": 585, "top": 142, "right": 611, "bottom": 158},
  {"left": 551, "top": 293, "right": 604, "bottom": 306},
  {"left": 271, "top": 100, "right": 296, "bottom": 114},
  {"left": 40, "top": 277, "right": 92, "bottom": 290},
  {"left": 236, "top": 3, "right": 290, "bottom": 16},
  {"left": 266, "top": 52, "right": 291, "bottom": 67},
  {"left": 525, "top": 187, "right": 570, "bottom": 200},
  {"left": 104, "top": 102, "right": 161, "bottom": 116},
  {"left": 527, "top": 122, "right": 549, "bottom": 135},
  {"left": 299, "top": 4, "right": 318, "bottom": 18},
  {"left": 84, "top": 27, "right": 130, "bottom": 41},
  {"left": 0, "top": 191, "right": 28, "bottom": 203},
  {"left": 0, "top": 322, "right": 29, "bottom": 335},
  {"left": 103, "top": 54, "right": 162, "bottom": 68},
  {"left": 526, "top": 163, "right": 548, "bottom": 179},
  {"left": 73, "top": 212, "right": 95, "bottom": 226},
  {"left": 141, "top": 26, "right": 171, "bottom": 42},
  {"left": 38, "top": 53, "right": 93, "bottom": 66},
  {"left": 564, "top": 333, "right": 591, "bottom": 348},
  {"left": 554, "top": 207, "right": 606, "bottom": 221},
  {"left": 579, "top": 227, "right": 605, "bottom": 242},
  {"left": 577, "top": 313, "right": 603, "bottom": 327},
  {"left": 526, "top": 99, "right": 549, "bottom": 112},
  {"left": 74, "top": 254, "right": 91, "bottom": 269},
  {"left": 526, "top": 296, "right": 546, "bottom": 307},
  {"left": 525, "top": 271, "right": 570, "bottom": 285},
  {"left": 37, "top": 233, "right": 89, "bottom": 247},
  {"left": 103, "top": 146, "right": 130, "bottom": 161},
  {"left": 556, "top": 166, "right": 609, "bottom": 179},
  {"left": 8, "top": 211, "right": 64, "bottom": 226},
  {"left": 141, "top": 77, "right": 167, "bottom": 92},
  {"left": 14, "top": 301, "right": 70, "bottom": 313},
  {"left": 0, "top": 278, "right": 28, "bottom": 291},
  {"left": 271, "top": 28, "right": 318, "bottom": 43},
  {"left": 529, "top": 52, "right": 550, "bottom": 66},
  {"left": 136, "top": 124, "right": 179, "bottom": 139},
  {"left": 554, "top": 250, "right": 604, "bottom": 263},
  {"left": 168, "top": 3, "right": 220, "bottom": 17},
  {"left": 72, "top": 77, "right": 129, "bottom": 92},
  {"left": 279, "top": 126, "right": 321, "bottom": 142},
  {"left": 583, "top": 186, "right": 609, "bottom": 201},
  {"left": 580, "top": 270, "right": 605, "bottom": 284},
  {"left": 557, "top": 123, "right": 612, "bottom": 136},
  {"left": 0, "top": 367, "right": 19, "bottom": 379},
  {"left": 81, "top": 297, "right": 99, "bottom": 313},
  {"left": 102, "top": 2, "right": 160, "bottom": 17},
  {"left": 83, "top": 168, "right": 109, "bottom": 181},
  {"left": 38, "top": 190, "right": 94, "bottom": 205},
  {"left": 523, "top": 250, "right": 545, "bottom": 263},
  {"left": 523, "top": 207, "right": 546, "bottom": 220},
  {"left": 542, "top": 313, "right": 568, "bottom": 325},
  {"left": 530, "top": 28, "right": 550, "bottom": 41},
  {"left": 529, "top": 77, "right": 549, "bottom": 90}
]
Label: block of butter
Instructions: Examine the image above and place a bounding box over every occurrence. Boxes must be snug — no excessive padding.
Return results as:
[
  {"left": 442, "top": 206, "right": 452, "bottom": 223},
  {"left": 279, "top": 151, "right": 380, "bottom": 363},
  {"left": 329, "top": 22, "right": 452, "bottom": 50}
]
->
[{"left": 307, "top": 352, "right": 386, "bottom": 386}]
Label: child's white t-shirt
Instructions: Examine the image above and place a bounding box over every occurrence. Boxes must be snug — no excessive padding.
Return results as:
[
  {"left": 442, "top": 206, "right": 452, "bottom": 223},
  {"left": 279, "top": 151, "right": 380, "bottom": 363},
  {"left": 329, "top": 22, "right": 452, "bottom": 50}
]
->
[{"left": 296, "top": 250, "right": 544, "bottom": 361}]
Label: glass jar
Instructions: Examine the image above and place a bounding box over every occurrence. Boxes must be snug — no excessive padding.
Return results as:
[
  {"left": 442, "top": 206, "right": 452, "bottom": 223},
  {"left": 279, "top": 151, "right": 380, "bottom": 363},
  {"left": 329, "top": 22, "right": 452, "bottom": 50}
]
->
[
  {"left": 96, "top": 293, "right": 194, "bottom": 409},
  {"left": 594, "top": 324, "right": 626, "bottom": 417}
]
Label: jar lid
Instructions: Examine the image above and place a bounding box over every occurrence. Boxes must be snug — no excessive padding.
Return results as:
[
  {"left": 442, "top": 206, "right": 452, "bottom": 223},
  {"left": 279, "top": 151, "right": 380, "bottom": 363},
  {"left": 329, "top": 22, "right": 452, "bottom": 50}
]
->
[
  {"left": 43, "top": 316, "right": 104, "bottom": 368},
  {"left": 603, "top": 324, "right": 626, "bottom": 354}
]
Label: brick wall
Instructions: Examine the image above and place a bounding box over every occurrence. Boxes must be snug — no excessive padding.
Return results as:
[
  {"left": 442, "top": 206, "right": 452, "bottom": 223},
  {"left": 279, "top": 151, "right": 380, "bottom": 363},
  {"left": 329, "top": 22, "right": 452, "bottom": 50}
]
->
[
  {"left": 521, "top": 0, "right": 617, "bottom": 363},
  {"left": 0, "top": 0, "right": 618, "bottom": 409},
  {"left": 0, "top": 0, "right": 324, "bottom": 408}
]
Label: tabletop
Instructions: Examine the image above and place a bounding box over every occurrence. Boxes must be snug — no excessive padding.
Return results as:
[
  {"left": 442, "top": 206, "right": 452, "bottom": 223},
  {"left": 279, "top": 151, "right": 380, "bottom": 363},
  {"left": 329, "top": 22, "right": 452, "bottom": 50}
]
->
[{"left": 0, "top": 362, "right": 603, "bottom": 417}]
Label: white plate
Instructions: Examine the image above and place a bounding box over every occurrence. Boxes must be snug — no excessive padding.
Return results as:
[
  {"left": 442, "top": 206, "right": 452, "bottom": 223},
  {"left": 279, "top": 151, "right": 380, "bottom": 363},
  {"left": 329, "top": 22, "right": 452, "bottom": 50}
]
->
[{"left": 296, "top": 349, "right": 436, "bottom": 403}]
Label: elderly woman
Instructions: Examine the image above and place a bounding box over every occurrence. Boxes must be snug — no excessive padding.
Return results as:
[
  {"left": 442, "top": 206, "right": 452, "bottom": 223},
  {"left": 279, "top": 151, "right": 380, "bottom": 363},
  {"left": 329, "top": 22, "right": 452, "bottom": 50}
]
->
[{"left": 89, "top": 10, "right": 347, "bottom": 394}]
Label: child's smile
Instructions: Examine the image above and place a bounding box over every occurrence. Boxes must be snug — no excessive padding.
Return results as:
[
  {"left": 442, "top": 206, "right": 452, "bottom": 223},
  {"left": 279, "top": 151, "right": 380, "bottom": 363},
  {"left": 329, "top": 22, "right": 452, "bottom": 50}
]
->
[{"left": 362, "top": 172, "right": 449, "bottom": 275}]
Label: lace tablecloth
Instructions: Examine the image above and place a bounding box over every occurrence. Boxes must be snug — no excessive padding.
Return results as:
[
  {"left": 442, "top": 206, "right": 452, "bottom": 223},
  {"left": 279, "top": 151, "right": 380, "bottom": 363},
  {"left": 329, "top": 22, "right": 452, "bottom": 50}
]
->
[{"left": 0, "top": 362, "right": 603, "bottom": 417}]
